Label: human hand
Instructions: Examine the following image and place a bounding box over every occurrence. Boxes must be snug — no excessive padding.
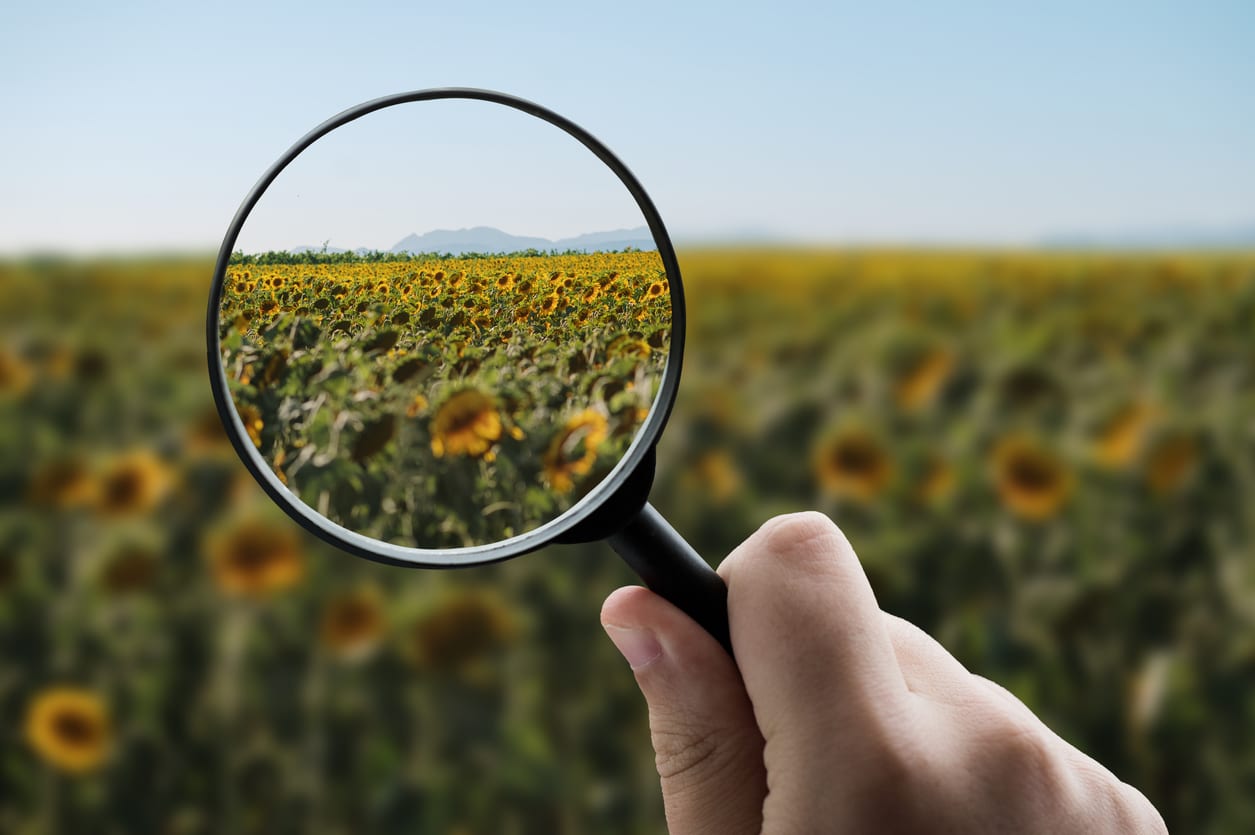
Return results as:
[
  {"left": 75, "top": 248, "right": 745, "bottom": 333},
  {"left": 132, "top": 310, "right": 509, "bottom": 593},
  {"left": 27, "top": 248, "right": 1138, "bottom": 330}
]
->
[{"left": 600, "top": 512, "right": 1167, "bottom": 834}]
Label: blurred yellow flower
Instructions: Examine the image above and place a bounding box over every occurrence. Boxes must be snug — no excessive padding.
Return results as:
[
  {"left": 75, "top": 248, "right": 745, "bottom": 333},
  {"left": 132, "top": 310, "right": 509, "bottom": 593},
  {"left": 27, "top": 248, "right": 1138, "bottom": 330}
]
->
[
  {"left": 207, "top": 519, "right": 304, "bottom": 597},
  {"left": 690, "top": 450, "right": 743, "bottom": 504},
  {"left": 915, "top": 454, "right": 956, "bottom": 505},
  {"left": 27, "top": 456, "right": 96, "bottom": 509},
  {"left": 405, "top": 393, "right": 430, "bottom": 417},
  {"left": 429, "top": 390, "right": 502, "bottom": 459},
  {"left": 235, "top": 404, "right": 264, "bottom": 447},
  {"left": 95, "top": 450, "right": 173, "bottom": 517},
  {"left": 543, "top": 409, "right": 609, "bottom": 492},
  {"left": 1092, "top": 401, "right": 1154, "bottom": 470},
  {"left": 992, "top": 436, "right": 1071, "bottom": 520},
  {"left": 895, "top": 348, "right": 954, "bottom": 411},
  {"left": 320, "top": 588, "right": 387, "bottom": 661},
  {"left": 410, "top": 588, "right": 519, "bottom": 671},
  {"left": 0, "top": 349, "right": 34, "bottom": 396},
  {"left": 608, "top": 335, "right": 652, "bottom": 359},
  {"left": 814, "top": 427, "right": 893, "bottom": 502},
  {"left": 24, "top": 687, "right": 111, "bottom": 774}
]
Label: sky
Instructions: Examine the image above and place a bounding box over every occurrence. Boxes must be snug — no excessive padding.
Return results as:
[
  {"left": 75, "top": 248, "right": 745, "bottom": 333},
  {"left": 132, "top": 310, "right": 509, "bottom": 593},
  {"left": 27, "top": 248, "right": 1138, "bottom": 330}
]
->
[
  {"left": 233, "top": 96, "right": 653, "bottom": 253},
  {"left": 1, "top": 1, "right": 1252, "bottom": 254}
]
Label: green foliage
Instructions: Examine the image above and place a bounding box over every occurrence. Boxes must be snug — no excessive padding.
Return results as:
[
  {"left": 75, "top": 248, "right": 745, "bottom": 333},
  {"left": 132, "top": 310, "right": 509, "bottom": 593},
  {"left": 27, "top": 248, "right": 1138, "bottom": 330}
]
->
[{"left": 0, "top": 250, "right": 1253, "bottom": 833}]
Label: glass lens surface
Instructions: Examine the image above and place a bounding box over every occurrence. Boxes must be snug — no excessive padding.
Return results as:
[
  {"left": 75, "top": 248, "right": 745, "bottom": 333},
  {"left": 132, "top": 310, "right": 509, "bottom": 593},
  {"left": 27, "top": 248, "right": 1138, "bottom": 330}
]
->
[{"left": 218, "top": 98, "right": 671, "bottom": 549}]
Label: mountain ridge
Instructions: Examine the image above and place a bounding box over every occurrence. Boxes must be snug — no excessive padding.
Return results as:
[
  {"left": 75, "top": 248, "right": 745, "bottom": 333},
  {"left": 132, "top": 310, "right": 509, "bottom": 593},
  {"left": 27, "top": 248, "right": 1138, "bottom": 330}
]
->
[{"left": 292, "top": 225, "right": 656, "bottom": 256}]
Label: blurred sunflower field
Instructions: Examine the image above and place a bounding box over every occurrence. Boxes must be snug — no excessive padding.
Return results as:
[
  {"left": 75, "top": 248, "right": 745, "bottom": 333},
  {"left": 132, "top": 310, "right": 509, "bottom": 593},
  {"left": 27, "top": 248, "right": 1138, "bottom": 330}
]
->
[
  {"left": 219, "top": 251, "right": 669, "bottom": 549},
  {"left": 2, "top": 249, "right": 1254, "bottom": 834}
]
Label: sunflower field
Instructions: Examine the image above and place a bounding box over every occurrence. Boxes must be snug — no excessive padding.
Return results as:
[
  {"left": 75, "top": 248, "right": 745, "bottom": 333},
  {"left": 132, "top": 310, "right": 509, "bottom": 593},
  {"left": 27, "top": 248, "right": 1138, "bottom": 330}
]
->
[
  {"left": 2, "top": 249, "right": 1254, "bottom": 834},
  {"left": 219, "top": 251, "right": 670, "bottom": 549}
]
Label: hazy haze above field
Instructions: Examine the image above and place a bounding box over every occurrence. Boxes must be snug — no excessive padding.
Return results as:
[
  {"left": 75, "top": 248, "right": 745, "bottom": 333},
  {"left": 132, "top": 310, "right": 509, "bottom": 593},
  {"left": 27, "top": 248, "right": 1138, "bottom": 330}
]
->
[{"left": 1, "top": 2, "right": 1253, "bottom": 253}]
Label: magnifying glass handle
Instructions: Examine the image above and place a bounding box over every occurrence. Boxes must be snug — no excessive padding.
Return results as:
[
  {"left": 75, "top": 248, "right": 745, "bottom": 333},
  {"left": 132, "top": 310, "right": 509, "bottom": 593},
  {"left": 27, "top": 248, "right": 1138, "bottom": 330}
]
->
[{"left": 607, "top": 503, "right": 733, "bottom": 656}]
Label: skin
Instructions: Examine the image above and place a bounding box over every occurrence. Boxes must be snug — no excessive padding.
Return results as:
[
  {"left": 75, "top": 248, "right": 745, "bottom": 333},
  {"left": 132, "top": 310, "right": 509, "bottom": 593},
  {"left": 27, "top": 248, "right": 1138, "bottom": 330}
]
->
[{"left": 601, "top": 512, "right": 1168, "bottom": 835}]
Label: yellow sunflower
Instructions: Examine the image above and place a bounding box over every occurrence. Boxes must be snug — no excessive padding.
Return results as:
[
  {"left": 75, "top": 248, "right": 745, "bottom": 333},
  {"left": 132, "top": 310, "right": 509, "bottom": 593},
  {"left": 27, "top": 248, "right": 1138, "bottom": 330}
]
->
[
  {"left": 95, "top": 450, "right": 173, "bottom": 517},
  {"left": 410, "top": 588, "right": 519, "bottom": 671},
  {"left": 1092, "top": 402, "right": 1154, "bottom": 470},
  {"left": 236, "top": 405, "right": 264, "bottom": 447},
  {"left": 543, "top": 409, "right": 609, "bottom": 492},
  {"left": 690, "top": 450, "right": 743, "bottom": 504},
  {"left": 0, "top": 349, "right": 34, "bottom": 396},
  {"left": 992, "top": 436, "right": 1072, "bottom": 520},
  {"left": 814, "top": 427, "right": 893, "bottom": 502},
  {"left": 24, "top": 687, "right": 111, "bottom": 774},
  {"left": 207, "top": 518, "right": 304, "bottom": 597},
  {"left": 27, "top": 456, "right": 96, "bottom": 509},
  {"left": 320, "top": 588, "right": 387, "bottom": 660},
  {"left": 895, "top": 348, "right": 954, "bottom": 411},
  {"left": 429, "top": 390, "right": 502, "bottom": 459},
  {"left": 915, "top": 454, "right": 956, "bottom": 505}
]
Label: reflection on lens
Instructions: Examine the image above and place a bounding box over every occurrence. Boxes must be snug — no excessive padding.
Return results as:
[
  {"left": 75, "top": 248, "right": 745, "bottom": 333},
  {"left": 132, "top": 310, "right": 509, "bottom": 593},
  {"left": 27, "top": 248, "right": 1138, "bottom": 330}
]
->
[{"left": 219, "top": 248, "right": 670, "bottom": 548}]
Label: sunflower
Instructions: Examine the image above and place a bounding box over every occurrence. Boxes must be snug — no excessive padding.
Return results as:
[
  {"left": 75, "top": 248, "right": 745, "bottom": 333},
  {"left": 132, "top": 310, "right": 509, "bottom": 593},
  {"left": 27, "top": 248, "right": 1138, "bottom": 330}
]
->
[
  {"left": 992, "top": 436, "right": 1072, "bottom": 520},
  {"left": 1145, "top": 434, "right": 1197, "bottom": 494},
  {"left": 410, "top": 588, "right": 518, "bottom": 671},
  {"left": 207, "top": 518, "right": 304, "bottom": 597},
  {"left": 0, "top": 349, "right": 34, "bottom": 396},
  {"left": 1092, "top": 402, "right": 1154, "bottom": 470},
  {"left": 607, "top": 335, "right": 651, "bottom": 359},
  {"left": 405, "top": 393, "right": 429, "bottom": 418},
  {"left": 895, "top": 348, "right": 954, "bottom": 411},
  {"left": 538, "top": 293, "right": 560, "bottom": 315},
  {"left": 429, "top": 390, "right": 502, "bottom": 459},
  {"left": 646, "top": 281, "right": 665, "bottom": 299},
  {"left": 814, "top": 427, "right": 893, "bottom": 502},
  {"left": 27, "top": 456, "right": 96, "bottom": 508},
  {"left": 320, "top": 588, "right": 387, "bottom": 660},
  {"left": 95, "top": 450, "right": 173, "bottom": 517},
  {"left": 543, "top": 409, "right": 609, "bottom": 492},
  {"left": 237, "top": 404, "right": 264, "bottom": 447},
  {"left": 915, "top": 454, "right": 956, "bottom": 504},
  {"left": 24, "top": 687, "right": 111, "bottom": 773},
  {"left": 691, "top": 450, "right": 743, "bottom": 504}
]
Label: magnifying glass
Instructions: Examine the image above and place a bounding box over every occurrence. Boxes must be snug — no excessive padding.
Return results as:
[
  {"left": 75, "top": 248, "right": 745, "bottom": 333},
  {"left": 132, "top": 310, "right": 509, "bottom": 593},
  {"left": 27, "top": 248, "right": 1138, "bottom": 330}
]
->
[{"left": 206, "top": 89, "right": 730, "bottom": 653}]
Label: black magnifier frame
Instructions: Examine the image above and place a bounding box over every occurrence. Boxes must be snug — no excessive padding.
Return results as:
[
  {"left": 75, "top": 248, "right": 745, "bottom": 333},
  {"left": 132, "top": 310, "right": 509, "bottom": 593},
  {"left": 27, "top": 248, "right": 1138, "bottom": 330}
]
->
[{"left": 207, "top": 88, "right": 731, "bottom": 653}]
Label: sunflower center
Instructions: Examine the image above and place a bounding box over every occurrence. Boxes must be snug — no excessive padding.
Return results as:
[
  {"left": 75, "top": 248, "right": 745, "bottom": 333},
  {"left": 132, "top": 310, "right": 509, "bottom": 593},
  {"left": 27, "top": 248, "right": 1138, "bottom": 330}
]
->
[
  {"left": 833, "top": 441, "right": 880, "bottom": 475},
  {"left": 103, "top": 470, "right": 142, "bottom": 507},
  {"left": 52, "top": 710, "right": 99, "bottom": 746},
  {"left": 230, "top": 535, "right": 280, "bottom": 572},
  {"left": 1008, "top": 457, "right": 1058, "bottom": 491}
]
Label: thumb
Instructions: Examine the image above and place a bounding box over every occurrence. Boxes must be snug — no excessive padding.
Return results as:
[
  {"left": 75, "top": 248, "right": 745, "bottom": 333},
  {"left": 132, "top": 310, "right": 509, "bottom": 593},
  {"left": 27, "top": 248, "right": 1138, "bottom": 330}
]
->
[{"left": 601, "top": 586, "right": 766, "bottom": 835}]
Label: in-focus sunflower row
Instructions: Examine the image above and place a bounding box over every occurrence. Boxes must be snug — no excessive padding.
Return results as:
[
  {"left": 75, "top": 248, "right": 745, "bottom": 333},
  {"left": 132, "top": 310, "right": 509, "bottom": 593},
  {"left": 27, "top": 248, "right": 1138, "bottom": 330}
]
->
[{"left": 219, "top": 251, "right": 670, "bottom": 548}]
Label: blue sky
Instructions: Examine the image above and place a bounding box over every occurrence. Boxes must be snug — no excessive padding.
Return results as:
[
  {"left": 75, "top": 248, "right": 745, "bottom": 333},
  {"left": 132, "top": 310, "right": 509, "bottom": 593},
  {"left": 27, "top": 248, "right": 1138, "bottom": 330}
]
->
[{"left": 1, "top": 1, "right": 1252, "bottom": 253}]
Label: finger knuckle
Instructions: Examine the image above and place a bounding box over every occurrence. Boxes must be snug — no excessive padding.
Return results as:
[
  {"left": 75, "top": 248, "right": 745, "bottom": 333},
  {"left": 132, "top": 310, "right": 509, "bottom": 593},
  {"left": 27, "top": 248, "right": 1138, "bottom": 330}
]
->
[
  {"left": 981, "top": 715, "right": 1063, "bottom": 790},
  {"left": 650, "top": 719, "right": 725, "bottom": 783},
  {"left": 762, "top": 512, "right": 846, "bottom": 568}
]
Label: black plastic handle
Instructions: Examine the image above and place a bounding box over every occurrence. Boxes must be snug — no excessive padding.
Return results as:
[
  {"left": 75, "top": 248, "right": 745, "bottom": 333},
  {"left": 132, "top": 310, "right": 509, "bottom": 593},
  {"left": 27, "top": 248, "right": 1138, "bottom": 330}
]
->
[{"left": 607, "top": 503, "right": 732, "bottom": 656}]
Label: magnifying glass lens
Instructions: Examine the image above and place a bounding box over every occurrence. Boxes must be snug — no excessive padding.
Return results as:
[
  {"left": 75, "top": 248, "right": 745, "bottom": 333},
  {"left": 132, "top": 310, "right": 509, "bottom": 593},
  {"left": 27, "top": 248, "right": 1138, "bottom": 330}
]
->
[{"left": 217, "top": 98, "right": 672, "bottom": 550}]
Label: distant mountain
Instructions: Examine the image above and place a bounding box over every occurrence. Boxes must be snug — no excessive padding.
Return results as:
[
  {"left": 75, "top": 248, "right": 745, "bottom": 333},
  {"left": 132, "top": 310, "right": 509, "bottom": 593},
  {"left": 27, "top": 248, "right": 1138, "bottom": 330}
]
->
[
  {"left": 1040, "top": 224, "right": 1255, "bottom": 250},
  {"left": 388, "top": 225, "right": 656, "bottom": 255}
]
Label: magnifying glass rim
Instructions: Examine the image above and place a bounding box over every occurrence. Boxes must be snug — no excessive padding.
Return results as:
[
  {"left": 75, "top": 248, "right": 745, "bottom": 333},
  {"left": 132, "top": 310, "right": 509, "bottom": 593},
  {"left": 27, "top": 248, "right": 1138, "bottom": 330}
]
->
[{"left": 207, "top": 87, "right": 685, "bottom": 568}]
